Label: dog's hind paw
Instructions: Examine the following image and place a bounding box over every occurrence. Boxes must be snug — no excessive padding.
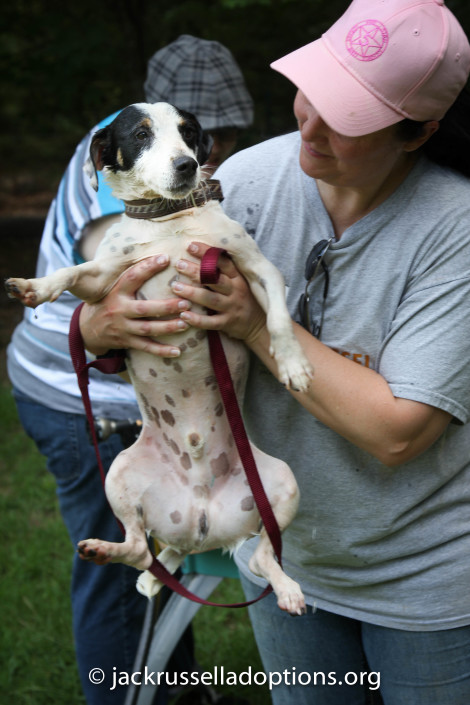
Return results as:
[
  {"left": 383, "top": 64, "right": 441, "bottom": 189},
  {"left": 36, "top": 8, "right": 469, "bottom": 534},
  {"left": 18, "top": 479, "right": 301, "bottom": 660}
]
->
[
  {"left": 275, "top": 578, "right": 307, "bottom": 617},
  {"left": 136, "top": 570, "right": 163, "bottom": 599}
]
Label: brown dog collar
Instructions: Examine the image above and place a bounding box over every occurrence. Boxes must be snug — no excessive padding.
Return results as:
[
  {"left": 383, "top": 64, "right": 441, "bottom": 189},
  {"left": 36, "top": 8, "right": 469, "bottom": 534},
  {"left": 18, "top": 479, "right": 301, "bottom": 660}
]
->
[{"left": 124, "top": 179, "right": 224, "bottom": 220}]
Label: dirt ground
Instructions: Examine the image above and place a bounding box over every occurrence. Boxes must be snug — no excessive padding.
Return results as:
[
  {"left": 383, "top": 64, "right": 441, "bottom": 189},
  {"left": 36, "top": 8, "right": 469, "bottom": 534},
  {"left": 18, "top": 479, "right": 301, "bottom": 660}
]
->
[{"left": 0, "top": 187, "right": 52, "bottom": 381}]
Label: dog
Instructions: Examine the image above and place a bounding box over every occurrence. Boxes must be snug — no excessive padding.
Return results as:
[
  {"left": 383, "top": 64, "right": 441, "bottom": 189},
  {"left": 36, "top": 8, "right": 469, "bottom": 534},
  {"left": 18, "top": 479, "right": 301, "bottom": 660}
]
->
[{"left": 6, "top": 103, "right": 313, "bottom": 614}]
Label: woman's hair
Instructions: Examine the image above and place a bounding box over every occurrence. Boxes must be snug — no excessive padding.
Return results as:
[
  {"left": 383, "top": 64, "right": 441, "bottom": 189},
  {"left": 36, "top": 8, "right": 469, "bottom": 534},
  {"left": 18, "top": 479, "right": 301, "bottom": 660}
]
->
[{"left": 397, "top": 88, "right": 470, "bottom": 178}]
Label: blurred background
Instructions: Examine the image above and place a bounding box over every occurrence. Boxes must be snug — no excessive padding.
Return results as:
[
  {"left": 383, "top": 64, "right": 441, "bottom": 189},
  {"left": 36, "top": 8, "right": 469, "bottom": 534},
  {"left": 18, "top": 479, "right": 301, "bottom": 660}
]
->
[{"left": 1, "top": 0, "right": 469, "bottom": 214}]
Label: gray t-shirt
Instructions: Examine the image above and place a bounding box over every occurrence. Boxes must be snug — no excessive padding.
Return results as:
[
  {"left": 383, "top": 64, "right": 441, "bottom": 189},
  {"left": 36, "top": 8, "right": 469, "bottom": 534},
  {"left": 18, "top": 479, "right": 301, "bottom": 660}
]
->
[{"left": 216, "top": 131, "right": 470, "bottom": 631}]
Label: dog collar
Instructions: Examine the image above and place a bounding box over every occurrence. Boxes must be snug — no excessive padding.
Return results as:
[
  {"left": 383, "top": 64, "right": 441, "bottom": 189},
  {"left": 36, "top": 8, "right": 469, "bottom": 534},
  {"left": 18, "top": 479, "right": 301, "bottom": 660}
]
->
[{"left": 124, "top": 179, "right": 224, "bottom": 220}]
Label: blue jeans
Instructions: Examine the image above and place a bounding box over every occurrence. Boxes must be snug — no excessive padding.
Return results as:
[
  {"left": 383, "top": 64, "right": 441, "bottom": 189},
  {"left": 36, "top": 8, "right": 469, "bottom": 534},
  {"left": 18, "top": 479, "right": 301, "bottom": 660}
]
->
[
  {"left": 241, "top": 573, "right": 470, "bottom": 705},
  {"left": 14, "top": 392, "right": 147, "bottom": 705}
]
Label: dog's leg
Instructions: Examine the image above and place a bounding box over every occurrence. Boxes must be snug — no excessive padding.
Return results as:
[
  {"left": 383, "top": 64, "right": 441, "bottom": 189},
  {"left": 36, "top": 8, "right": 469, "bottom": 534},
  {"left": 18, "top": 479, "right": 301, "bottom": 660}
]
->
[
  {"left": 5, "top": 259, "right": 127, "bottom": 307},
  {"left": 227, "top": 234, "right": 314, "bottom": 392},
  {"left": 77, "top": 506, "right": 152, "bottom": 571},
  {"left": 243, "top": 263, "right": 313, "bottom": 393},
  {"left": 5, "top": 241, "right": 168, "bottom": 307},
  {"left": 136, "top": 546, "right": 187, "bottom": 599},
  {"left": 249, "top": 530, "right": 306, "bottom": 616},
  {"left": 247, "top": 455, "right": 306, "bottom": 616}
]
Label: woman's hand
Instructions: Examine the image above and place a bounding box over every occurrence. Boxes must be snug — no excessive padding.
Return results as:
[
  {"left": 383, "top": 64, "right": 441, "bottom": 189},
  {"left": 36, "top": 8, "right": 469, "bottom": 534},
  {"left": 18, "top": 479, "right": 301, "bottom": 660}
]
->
[
  {"left": 171, "top": 242, "right": 266, "bottom": 344},
  {"left": 79, "top": 255, "right": 191, "bottom": 357}
]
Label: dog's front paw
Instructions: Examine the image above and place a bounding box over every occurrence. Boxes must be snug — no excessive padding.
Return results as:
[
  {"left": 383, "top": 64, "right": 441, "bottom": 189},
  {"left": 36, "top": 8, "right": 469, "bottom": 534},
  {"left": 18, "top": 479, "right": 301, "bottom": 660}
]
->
[
  {"left": 77, "top": 539, "right": 113, "bottom": 565},
  {"left": 5, "top": 277, "right": 40, "bottom": 307},
  {"left": 270, "top": 341, "right": 314, "bottom": 393},
  {"left": 5, "top": 275, "right": 67, "bottom": 307}
]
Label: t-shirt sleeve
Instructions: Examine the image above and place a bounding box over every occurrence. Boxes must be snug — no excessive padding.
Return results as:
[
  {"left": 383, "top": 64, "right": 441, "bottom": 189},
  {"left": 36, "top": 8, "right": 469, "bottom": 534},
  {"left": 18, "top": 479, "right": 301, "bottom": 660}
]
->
[{"left": 378, "top": 269, "right": 470, "bottom": 423}]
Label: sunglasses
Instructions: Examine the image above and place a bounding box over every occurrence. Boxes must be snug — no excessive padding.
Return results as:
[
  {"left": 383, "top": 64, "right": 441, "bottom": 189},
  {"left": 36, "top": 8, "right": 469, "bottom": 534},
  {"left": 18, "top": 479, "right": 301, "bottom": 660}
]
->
[{"left": 298, "top": 238, "right": 333, "bottom": 338}]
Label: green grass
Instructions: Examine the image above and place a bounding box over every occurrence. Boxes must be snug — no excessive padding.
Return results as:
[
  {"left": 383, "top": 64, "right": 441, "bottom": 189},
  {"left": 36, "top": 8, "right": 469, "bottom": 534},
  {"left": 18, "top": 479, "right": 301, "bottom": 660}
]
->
[
  {"left": 0, "top": 382, "right": 271, "bottom": 704},
  {"left": 0, "top": 383, "right": 84, "bottom": 704},
  {"left": 192, "top": 579, "right": 271, "bottom": 704}
]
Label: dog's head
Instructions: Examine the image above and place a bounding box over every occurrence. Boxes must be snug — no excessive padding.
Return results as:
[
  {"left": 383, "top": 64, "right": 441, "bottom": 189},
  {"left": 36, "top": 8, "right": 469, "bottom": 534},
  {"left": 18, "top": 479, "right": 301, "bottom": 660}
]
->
[{"left": 84, "top": 103, "right": 213, "bottom": 200}]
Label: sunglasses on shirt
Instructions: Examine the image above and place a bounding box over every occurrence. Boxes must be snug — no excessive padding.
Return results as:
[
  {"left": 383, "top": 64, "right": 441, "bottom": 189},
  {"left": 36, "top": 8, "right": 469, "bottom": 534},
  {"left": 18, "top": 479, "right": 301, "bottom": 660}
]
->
[{"left": 298, "top": 238, "right": 333, "bottom": 339}]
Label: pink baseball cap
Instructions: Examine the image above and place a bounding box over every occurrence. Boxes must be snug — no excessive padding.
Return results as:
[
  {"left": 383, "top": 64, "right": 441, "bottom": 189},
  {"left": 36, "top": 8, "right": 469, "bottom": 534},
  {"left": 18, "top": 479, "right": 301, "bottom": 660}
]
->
[{"left": 271, "top": 0, "right": 470, "bottom": 136}]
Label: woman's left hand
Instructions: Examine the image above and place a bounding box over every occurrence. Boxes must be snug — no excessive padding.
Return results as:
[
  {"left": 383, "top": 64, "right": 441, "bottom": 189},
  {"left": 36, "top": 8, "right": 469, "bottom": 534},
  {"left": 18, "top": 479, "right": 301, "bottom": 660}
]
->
[{"left": 171, "top": 242, "right": 266, "bottom": 344}]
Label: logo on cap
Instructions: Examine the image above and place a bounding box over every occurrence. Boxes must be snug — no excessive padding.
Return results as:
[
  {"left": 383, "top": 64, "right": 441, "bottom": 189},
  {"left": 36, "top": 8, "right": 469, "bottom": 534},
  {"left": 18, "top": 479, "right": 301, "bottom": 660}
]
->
[{"left": 346, "top": 20, "right": 388, "bottom": 62}]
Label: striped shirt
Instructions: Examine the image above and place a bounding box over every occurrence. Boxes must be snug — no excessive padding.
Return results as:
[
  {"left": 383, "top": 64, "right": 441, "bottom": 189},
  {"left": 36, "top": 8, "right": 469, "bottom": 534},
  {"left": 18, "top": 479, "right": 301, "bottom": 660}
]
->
[{"left": 7, "top": 113, "right": 139, "bottom": 419}]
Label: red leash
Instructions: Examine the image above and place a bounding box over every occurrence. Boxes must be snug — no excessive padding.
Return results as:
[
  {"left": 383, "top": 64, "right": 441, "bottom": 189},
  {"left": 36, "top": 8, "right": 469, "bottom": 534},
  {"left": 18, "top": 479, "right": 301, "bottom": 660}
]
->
[
  {"left": 200, "top": 248, "right": 283, "bottom": 563},
  {"left": 69, "top": 248, "right": 281, "bottom": 607}
]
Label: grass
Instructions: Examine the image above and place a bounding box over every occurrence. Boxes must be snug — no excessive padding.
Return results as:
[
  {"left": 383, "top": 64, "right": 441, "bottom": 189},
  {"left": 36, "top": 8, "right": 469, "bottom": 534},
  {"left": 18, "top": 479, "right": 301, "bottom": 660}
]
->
[
  {"left": 192, "top": 579, "right": 270, "bottom": 704},
  {"left": 0, "top": 381, "right": 271, "bottom": 705},
  {"left": 0, "top": 382, "right": 84, "bottom": 704}
]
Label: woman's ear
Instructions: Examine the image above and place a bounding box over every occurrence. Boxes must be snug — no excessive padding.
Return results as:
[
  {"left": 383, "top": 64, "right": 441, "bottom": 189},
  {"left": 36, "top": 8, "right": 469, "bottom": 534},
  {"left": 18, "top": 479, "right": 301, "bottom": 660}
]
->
[{"left": 404, "top": 120, "right": 440, "bottom": 153}]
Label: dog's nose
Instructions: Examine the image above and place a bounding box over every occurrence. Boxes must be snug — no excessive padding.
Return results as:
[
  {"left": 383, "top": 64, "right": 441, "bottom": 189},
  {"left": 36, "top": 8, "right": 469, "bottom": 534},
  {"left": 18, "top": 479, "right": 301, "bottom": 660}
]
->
[{"left": 173, "top": 156, "right": 198, "bottom": 174}]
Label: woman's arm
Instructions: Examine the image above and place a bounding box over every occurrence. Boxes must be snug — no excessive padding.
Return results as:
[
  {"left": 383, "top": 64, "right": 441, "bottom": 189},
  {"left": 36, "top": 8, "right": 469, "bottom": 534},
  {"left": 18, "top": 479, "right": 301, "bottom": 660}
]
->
[
  {"left": 250, "top": 323, "right": 451, "bottom": 466},
  {"left": 173, "top": 243, "right": 452, "bottom": 467}
]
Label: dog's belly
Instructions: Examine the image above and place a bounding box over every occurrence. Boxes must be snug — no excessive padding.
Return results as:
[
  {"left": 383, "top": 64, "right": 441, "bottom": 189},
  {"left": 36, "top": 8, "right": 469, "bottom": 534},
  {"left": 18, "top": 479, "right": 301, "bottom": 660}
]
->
[
  {"left": 106, "top": 325, "right": 259, "bottom": 552},
  {"left": 121, "top": 437, "right": 262, "bottom": 553},
  {"left": 94, "top": 210, "right": 299, "bottom": 560},
  {"left": 105, "top": 414, "right": 292, "bottom": 555}
]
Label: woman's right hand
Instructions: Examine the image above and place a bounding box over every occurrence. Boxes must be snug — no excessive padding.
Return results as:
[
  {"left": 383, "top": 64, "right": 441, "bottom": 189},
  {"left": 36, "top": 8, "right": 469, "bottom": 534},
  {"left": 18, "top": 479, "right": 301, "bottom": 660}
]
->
[
  {"left": 171, "top": 243, "right": 267, "bottom": 345},
  {"left": 78, "top": 255, "right": 191, "bottom": 357}
]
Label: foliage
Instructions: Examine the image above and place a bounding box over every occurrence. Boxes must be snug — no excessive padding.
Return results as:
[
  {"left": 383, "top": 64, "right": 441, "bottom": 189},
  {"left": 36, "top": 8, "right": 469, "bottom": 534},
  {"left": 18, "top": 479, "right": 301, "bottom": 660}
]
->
[
  {"left": 0, "top": 0, "right": 350, "bottom": 190},
  {"left": 2, "top": 0, "right": 470, "bottom": 190},
  {"left": 3, "top": 0, "right": 469, "bottom": 194}
]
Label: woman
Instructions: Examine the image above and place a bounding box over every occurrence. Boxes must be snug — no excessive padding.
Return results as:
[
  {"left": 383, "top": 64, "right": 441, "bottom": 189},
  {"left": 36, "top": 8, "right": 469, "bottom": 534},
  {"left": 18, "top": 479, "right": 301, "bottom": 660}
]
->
[{"left": 80, "top": 1, "right": 470, "bottom": 703}]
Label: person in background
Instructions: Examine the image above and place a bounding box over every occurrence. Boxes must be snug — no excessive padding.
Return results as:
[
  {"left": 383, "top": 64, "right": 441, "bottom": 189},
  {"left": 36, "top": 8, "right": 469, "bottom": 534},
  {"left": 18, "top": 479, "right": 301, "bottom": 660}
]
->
[
  {"left": 7, "top": 34, "right": 253, "bottom": 705},
  {"left": 78, "top": 1, "right": 470, "bottom": 703},
  {"left": 144, "top": 34, "right": 252, "bottom": 174}
]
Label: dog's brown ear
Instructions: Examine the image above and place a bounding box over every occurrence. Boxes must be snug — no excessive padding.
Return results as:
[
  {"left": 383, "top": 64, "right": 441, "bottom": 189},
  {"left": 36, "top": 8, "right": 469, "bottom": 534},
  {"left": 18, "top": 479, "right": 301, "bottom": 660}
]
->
[{"left": 84, "top": 127, "right": 111, "bottom": 191}]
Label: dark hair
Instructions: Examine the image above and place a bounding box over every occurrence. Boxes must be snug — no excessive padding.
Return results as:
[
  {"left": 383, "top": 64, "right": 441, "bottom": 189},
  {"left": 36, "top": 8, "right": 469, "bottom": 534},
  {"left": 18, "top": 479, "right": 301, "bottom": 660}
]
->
[{"left": 396, "top": 88, "right": 470, "bottom": 178}]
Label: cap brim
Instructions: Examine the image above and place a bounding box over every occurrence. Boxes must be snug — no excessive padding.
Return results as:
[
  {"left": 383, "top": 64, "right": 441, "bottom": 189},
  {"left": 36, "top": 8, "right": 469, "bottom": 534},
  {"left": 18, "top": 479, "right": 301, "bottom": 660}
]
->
[{"left": 271, "top": 39, "right": 405, "bottom": 137}]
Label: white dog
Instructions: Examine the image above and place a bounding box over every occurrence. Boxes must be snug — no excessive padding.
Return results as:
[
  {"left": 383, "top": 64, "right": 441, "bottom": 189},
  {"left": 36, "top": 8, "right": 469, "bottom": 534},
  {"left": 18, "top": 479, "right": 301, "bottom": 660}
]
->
[{"left": 6, "top": 103, "right": 312, "bottom": 614}]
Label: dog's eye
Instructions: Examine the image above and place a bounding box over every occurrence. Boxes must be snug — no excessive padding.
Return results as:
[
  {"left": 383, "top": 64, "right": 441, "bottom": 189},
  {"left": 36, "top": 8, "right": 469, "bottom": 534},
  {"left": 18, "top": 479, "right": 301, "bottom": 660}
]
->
[
  {"left": 181, "top": 125, "right": 196, "bottom": 141},
  {"left": 135, "top": 130, "right": 149, "bottom": 141}
]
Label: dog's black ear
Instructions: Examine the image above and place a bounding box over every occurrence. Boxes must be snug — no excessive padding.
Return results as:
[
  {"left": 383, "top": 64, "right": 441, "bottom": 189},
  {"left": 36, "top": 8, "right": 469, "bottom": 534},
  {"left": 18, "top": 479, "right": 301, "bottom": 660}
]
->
[
  {"left": 198, "top": 131, "right": 213, "bottom": 167},
  {"left": 83, "top": 127, "right": 112, "bottom": 191}
]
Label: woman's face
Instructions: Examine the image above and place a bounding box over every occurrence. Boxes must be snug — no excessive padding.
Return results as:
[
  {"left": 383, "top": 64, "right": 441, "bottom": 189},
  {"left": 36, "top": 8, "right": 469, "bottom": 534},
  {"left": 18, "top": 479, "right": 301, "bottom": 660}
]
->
[{"left": 293, "top": 90, "right": 417, "bottom": 190}]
